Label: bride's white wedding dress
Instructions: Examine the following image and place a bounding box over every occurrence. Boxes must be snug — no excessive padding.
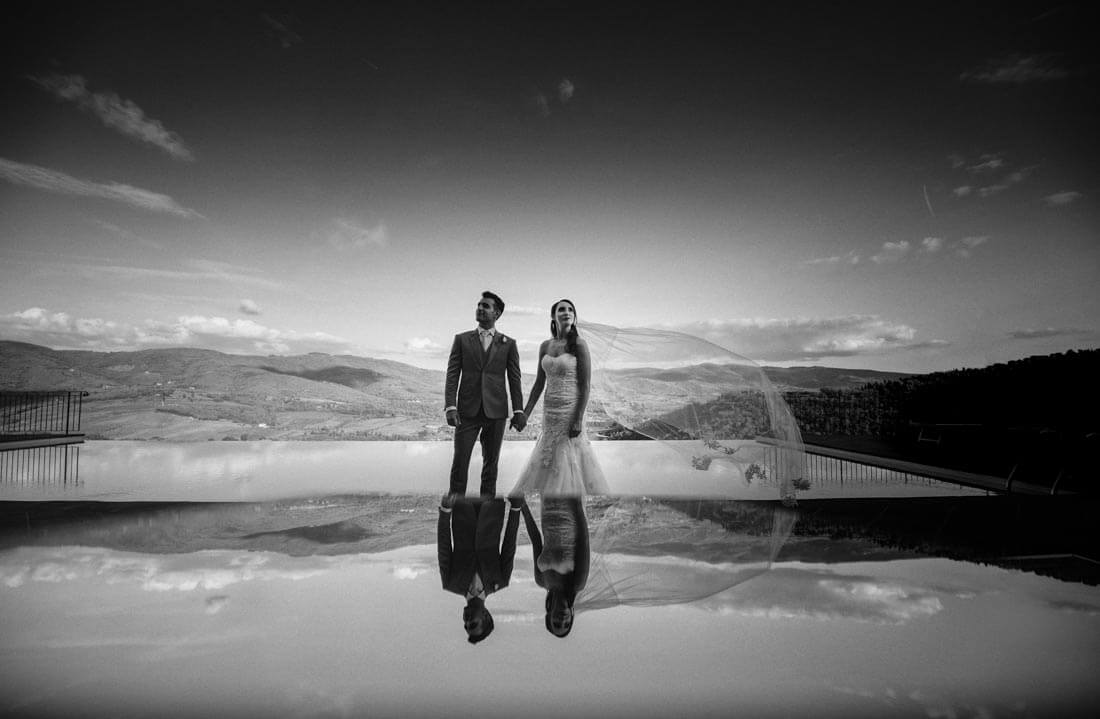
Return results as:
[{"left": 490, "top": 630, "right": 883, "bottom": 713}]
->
[{"left": 512, "top": 353, "right": 609, "bottom": 496}]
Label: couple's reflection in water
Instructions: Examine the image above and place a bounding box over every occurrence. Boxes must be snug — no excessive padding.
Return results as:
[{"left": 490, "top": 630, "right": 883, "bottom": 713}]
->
[
  {"left": 436, "top": 493, "right": 522, "bottom": 644},
  {"left": 436, "top": 490, "right": 589, "bottom": 643},
  {"left": 438, "top": 489, "right": 794, "bottom": 643}
]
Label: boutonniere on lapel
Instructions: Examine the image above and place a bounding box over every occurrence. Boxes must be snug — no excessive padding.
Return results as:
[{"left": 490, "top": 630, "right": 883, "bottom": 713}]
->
[{"left": 500, "top": 337, "right": 507, "bottom": 344}]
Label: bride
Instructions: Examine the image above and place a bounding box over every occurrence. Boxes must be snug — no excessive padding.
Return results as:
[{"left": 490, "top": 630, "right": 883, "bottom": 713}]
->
[{"left": 510, "top": 299, "right": 609, "bottom": 496}]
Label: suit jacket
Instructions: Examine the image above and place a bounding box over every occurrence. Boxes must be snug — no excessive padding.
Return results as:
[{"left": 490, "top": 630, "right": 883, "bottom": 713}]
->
[
  {"left": 521, "top": 499, "right": 590, "bottom": 601},
  {"left": 438, "top": 497, "right": 521, "bottom": 597},
  {"left": 444, "top": 329, "right": 523, "bottom": 419}
]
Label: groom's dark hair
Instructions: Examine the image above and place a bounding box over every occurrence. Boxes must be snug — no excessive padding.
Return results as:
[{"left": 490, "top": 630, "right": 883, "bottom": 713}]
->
[
  {"left": 482, "top": 290, "right": 505, "bottom": 315},
  {"left": 466, "top": 607, "right": 495, "bottom": 644}
]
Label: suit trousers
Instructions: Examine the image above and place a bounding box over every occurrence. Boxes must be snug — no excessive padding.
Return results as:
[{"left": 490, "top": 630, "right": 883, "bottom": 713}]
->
[{"left": 449, "top": 409, "right": 507, "bottom": 496}]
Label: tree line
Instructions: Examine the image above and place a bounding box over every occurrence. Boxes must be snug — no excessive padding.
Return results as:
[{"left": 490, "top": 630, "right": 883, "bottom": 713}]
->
[
  {"left": 597, "top": 349, "right": 1099, "bottom": 446},
  {"left": 785, "top": 349, "right": 1099, "bottom": 439}
]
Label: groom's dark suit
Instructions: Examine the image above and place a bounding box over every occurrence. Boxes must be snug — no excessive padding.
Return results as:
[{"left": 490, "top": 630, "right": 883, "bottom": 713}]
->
[
  {"left": 445, "top": 328, "right": 523, "bottom": 496},
  {"left": 438, "top": 497, "right": 521, "bottom": 597}
]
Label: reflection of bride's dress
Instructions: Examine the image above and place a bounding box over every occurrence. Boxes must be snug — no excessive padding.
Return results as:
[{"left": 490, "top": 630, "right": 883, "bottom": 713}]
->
[
  {"left": 512, "top": 353, "right": 609, "bottom": 496},
  {"left": 536, "top": 498, "right": 578, "bottom": 573}
]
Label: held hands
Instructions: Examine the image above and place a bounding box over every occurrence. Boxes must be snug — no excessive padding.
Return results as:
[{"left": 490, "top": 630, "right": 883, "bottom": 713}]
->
[
  {"left": 509, "top": 411, "right": 528, "bottom": 432},
  {"left": 446, "top": 409, "right": 460, "bottom": 427},
  {"left": 568, "top": 421, "right": 581, "bottom": 438}
]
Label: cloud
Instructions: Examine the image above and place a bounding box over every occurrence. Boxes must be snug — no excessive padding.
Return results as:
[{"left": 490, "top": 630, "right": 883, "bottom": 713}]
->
[
  {"left": 505, "top": 304, "right": 548, "bottom": 316},
  {"left": 811, "top": 236, "right": 984, "bottom": 268},
  {"left": 0, "top": 307, "right": 354, "bottom": 355},
  {"left": 527, "top": 79, "right": 574, "bottom": 117},
  {"left": 558, "top": 78, "right": 575, "bottom": 103},
  {"left": 239, "top": 299, "right": 261, "bottom": 315},
  {"left": 36, "top": 257, "right": 283, "bottom": 290},
  {"left": 28, "top": 74, "right": 194, "bottom": 161},
  {"left": 920, "top": 237, "right": 943, "bottom": 253},
  {"left": 184, "top": 259, "right": 283, "bottom": 289},
  {"left": 0, "top": 157, "right": 202, "bottom": 218},
  {"left": 404, "top": 337, "right": 443, "bottom": 354},
  {"left": 961, "top": 54, "right": 1069, "bottom": 84},
  {"left": 392, "top": 565, "right": 429, "bottom": 580},
  {"left": 531, "top": 91, "right": 551, "bottom": 117},
  {"left": 175, "top": 315, "right": 348, "bottom": 354},
  {"left": 317, "top": 218, "right": 388, "bottom": 251},
  {"left": 260, "top": 12, "right": 302, "bottom": 48},
  {"left": 965, "top": 154, "right": 1004, "bottom": 174},
  {"left": 870, "top": 240, "right": 910, "bottom": 264},
  {"left": 1042, "top": 191, "right": 1082, "bottom": 207},
  {"left": 955, "top": 236, "right": 988, "bottom": 258},
  {"left": 949, "top": 154, "right": 1035, "bottom": 198},
  {"left": 803, "top": 251, "right": 860, "bottom": 266},
  {"left": 696, "top": 567, "right": 945, "bottom": 624},
  {"left": 670, "top": 315, "right": 944, "bottom": 362},
  {"left": 0, "top": 547, "right": 335, "bottom": 592},
  {"left": 91, "top": 220, "right": 166, "bottom": 250},
  {"left": 1008, "top": 327, "right": 1091, "bottom": 340},
  {"left": 977, "top": 166, "right": 1032, "bottom": 197},
  {"left": 977, "top": 183, "right": 1009, "bottom": 197}
]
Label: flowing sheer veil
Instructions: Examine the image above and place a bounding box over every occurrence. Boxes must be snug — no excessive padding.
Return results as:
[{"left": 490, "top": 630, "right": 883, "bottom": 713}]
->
[
  {"left": 570, "top": 322, "right": 804, "bottom": 612},
  {"left": 583, "top": 322, "right": 804, "bottom": 502}
]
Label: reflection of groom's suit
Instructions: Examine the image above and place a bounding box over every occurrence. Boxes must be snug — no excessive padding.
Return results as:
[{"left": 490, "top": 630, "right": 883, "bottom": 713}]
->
[
  {"left": 438, "top": 497, "right": 522, "bottom": 597},
  {"left": 445, "top": 328, "right": 523, "bottom": 496}
]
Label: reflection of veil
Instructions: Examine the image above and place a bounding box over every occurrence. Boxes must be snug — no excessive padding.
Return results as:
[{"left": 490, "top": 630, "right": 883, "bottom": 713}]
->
[
  {"left": 583, "top": 322, "right": 805, "bottom": 503},
  {"left": 576, "top": 496, "right": 796, "bottom": 612}
]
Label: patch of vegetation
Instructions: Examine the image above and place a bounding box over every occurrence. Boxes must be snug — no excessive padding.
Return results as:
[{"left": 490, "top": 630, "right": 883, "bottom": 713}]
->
[{"left": 259, "top": 365, "right": 383, "bottom": 389}]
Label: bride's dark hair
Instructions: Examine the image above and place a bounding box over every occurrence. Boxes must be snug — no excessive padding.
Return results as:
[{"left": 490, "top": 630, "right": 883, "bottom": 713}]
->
[
  {"left": 549, "top": 299, "right": 579, "bottom": 356},
  {"left": 545, "top": 585, "right": 576, "bottom": 638}
]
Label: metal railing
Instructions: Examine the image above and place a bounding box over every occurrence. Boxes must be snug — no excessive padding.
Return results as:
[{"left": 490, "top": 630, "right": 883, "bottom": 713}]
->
[
  {"left": 758, "top": 442, "right": 955, "bottom": 492},
  {"left": 0, "top": 444, "right": 81, "bottom": 487},
  {"left": 0, "top": 391, "right": 88, "bottom": 436}
]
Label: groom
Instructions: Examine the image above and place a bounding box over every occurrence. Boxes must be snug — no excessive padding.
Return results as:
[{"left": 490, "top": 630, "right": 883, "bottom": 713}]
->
[
  {"left": 444, "top": 291, "right": 526, "bottom": 497},
  {"left": 438, "top": 493, "right": 523, "bottom": 644}
]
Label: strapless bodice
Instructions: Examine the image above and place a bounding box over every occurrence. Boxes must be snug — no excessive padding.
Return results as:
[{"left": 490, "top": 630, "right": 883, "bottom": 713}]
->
[{"left": 541, "top": 352, "right": 576, "bottom": 377}]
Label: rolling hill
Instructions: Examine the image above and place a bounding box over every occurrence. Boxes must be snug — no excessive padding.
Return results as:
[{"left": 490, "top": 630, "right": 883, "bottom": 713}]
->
[{"left": 0, "top": 340, "right": 911, "bottom": 440}]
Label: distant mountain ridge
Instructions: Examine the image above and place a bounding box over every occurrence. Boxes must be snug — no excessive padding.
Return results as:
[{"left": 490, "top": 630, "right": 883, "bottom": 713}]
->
[
  {"left": 747, "top": 365, "right": 911, "bottom": 391},
  {"left": 0, "top": 340, "right": 909, "bottom": 440},
  {"left": 0, "top": 340, "right": 449, "bottom": 440},
  {"left": 0, "top": 340, "right": 440, "bottom": 401}
]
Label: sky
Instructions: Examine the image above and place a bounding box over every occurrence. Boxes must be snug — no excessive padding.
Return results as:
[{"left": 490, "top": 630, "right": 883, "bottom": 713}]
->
[{"left": 1, "top": 1, "right": 1097, "bottom": 374}]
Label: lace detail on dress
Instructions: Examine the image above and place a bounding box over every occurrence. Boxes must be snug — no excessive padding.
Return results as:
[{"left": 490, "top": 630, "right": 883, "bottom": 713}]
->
[
  {"left": 539, "top": 353, "right": 579, "bottom": 468},
  {"left": 511, "top": 352, "right": 609, "bottom": 497}
]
